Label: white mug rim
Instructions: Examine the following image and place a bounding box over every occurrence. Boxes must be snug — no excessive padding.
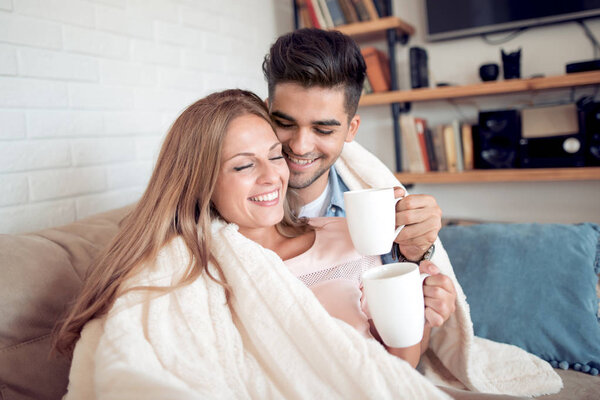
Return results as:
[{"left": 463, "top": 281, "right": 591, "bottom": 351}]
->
[
  {"left": 343, "top": 187, "right": 394, "bottom": 196},
  {"left": 362, "top": 262, "right": 419, "bottom": 282}
]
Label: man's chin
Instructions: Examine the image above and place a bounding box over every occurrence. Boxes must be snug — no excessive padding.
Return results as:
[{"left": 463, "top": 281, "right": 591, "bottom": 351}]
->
[{"left": 288, "top": 169, "right": 329, "bottom": 190}]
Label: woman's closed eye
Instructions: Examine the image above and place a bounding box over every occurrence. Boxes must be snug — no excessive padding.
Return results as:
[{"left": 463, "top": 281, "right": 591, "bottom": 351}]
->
[{"left": 233, "top": 163, "right": 253, "bottom": 171}]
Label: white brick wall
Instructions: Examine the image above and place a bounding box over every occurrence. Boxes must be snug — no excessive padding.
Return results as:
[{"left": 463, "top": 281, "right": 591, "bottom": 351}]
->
[{"left": 0, "top": 0, "right": 294, "bottom": 233}]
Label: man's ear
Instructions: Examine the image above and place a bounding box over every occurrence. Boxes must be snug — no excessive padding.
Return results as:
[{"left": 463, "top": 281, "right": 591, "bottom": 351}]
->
[
  {"left": 264, "top": 97, "right": 270, "bottom": 109},
  {"left": 345, "top": 114, "right": 360, "bottom": 142}
]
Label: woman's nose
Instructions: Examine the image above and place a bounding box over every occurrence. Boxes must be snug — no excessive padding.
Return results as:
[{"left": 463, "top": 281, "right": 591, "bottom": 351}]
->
[
  {"left": 287, "top": 128, "right": 313, "bottom": 156},
  {"left": 257, "top": 161, "right": 280, "bottom": 184}
]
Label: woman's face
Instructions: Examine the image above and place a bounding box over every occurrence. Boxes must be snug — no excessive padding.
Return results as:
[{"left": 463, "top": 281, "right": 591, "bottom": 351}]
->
[{"left": 211, "top": 113, "right": 289, "bottom": 232}]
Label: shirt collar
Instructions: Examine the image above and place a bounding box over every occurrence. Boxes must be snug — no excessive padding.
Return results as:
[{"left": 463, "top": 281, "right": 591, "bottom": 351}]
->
[{"left": 328, "top": 165, "right": 347, "bottom": 213}]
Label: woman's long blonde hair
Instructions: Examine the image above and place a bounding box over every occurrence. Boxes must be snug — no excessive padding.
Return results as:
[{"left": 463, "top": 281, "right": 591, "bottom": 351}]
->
[{"left": 53, "top": 89, "right": 309, "bottom": 356}]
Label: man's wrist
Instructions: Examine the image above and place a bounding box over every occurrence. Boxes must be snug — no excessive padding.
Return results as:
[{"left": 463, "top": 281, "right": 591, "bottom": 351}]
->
[{"left": 396, "top": 244, "right": 435, "bottom": 263}]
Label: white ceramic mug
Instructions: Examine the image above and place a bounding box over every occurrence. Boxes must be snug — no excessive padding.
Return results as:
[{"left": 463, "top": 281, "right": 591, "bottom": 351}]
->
[
  {"left": 343, "top": 187, "right": 404, "bottom": 256},
  {"left": 362, "top": 262, "right": 429, "bottom": 348}
]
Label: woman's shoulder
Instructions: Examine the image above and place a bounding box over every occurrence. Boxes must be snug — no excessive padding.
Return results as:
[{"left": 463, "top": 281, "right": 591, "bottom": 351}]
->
[{"left": 308, "top": 216, "right": 349, "bottom": 232}]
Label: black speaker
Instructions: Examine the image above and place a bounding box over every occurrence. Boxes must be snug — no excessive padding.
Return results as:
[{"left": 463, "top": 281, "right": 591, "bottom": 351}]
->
[
  {"left": 475, "top": 110, "right": 521, "bottom": 169},
  {"left": 409, "top": 47, "right": 429, "bottom": 89},
  {"left": 519, "top": 104, "right": 585, "bottom": 168},
  {"left": 519, "top": 135, "right": 585, "bottom": 168},
  {"left": 577, "top": 97, "right": 600, "bottom": 166}
]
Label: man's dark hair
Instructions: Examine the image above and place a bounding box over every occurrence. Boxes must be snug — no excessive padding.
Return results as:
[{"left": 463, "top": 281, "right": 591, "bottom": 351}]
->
[{"left": 262, "top": 28, "right": 366, "bottom": 118}]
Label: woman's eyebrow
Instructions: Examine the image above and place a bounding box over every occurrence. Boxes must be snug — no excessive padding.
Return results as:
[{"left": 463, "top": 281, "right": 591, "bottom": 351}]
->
[{"left": 226, "top": 143, "right": 281, "bottom": 161}]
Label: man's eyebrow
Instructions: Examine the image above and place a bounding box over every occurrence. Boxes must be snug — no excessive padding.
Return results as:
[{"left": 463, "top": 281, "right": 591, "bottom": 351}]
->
[
  {"left": 226, "top": 142, "right": 281, "bottom": 161},
  {"left": 271, "top": 111, "right": 341, "bottom": 126},
  {"left": 271, "top": 110, "right": 296, "bottom": 122}
]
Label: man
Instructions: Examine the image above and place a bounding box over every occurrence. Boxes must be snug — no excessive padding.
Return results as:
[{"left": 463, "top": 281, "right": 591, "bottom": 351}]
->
[{"left": 262, "top": 28, "right": 455, "bottom": 329}]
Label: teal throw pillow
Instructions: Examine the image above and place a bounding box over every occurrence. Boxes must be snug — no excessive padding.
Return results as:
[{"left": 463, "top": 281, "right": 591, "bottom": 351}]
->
[{"left": 439, "top": 223, "right": 600, "bottom": 375}]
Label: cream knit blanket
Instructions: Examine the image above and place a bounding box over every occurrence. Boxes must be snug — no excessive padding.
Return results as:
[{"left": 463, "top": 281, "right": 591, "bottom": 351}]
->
[{"left": 65, "top": 142, "right": 562, "bottom": 399}]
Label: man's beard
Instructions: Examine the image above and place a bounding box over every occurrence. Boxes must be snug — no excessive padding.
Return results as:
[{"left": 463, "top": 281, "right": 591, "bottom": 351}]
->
[{"left": 287, "top": 164, "right": 331, "bottom": 190}]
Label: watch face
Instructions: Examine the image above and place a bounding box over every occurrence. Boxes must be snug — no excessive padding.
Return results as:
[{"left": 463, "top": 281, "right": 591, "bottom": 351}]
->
[{"left": 423, "top": 244, "right": 435, "bottom": 260}]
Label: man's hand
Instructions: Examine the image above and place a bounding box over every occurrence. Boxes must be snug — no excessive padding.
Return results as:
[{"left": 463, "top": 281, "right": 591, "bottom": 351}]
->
[
  {"left": 393, "top": 187, "right": 442, "bottom": 261},
  {"left": 419, "top": 261, "right": 456, "bottom": 327}
]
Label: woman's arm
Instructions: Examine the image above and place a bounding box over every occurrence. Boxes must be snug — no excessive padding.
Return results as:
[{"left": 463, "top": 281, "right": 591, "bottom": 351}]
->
[{"left": 368, "top": 320, "right": 430, "bottom": 368}]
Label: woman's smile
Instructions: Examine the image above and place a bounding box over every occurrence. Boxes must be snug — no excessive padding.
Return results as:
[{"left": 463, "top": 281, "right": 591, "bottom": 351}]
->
[{"left": 249, "top": 188, "right": 280, "bottom": 205}]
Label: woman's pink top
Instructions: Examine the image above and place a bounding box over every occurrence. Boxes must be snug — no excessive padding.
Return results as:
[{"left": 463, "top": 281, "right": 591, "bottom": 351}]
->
[{"left": 284, "top": 217, "right": 381, "bottom": 339}]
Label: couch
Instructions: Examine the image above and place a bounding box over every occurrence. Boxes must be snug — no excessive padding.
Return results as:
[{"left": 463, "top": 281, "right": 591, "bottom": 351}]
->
[{"left": 1, "top": 206, "right": 598, "bottom": 399}]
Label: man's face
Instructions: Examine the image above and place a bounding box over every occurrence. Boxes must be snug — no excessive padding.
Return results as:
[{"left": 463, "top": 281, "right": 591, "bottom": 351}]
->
[{"left": 268, "top": 83, "right": 359, "bottom": 192}]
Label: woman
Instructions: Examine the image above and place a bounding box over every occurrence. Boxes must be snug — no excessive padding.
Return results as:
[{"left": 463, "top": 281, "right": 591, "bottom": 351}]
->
[{"left": 52, "top": 89, "right": 554, "bottom": 399}]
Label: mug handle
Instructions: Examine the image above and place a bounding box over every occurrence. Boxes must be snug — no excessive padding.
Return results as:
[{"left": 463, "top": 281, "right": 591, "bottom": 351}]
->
[
  {"left": 393, "top": 196, "right": 405, "bottom": 237},
  {"left": 420, "top": 273, "right": 431, "bottom": 284}
]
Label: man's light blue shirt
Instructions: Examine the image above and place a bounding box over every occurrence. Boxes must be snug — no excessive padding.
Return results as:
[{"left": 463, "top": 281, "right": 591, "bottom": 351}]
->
[{"left": 324, "top": 165, "right": 396, "bottom": 264}]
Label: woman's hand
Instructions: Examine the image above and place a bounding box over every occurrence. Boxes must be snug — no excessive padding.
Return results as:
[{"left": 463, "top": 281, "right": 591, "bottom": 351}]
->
[{"left": 419, "top": 261, "right": 457, "bottom": 327}]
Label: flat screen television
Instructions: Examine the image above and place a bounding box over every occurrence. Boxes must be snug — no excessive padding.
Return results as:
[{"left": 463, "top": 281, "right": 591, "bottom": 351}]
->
[{"left": 425, "top": 0, "right": 600, "bottom": 42}]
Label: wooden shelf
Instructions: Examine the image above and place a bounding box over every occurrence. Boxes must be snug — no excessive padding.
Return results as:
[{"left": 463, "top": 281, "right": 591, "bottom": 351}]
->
[
  {"left": 394, "top": 167, "right": 600, "bottom": 185},
  {"left": 333, "top": 16, "right": 415, "bottom": 40},
  {"left": 359, "top": 71, "right": 600, "bottom": 106}
]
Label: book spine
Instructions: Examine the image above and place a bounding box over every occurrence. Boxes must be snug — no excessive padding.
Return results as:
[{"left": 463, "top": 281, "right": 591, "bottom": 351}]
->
[
  {"left": 361, "top": 47, "right": 390, "bottom": 92},
  {"left": 414, "top": 118, "right": 431, "bottom": 172},
  {"left": 461, "top": 124, "right": 474, "bottom": 170},
  {"left": 400, "top": 114, "right": 426, "bottom": 173},
  {"left": 362, "top": 76, "right": 373, "bottom": 94},
  {"left": 296, "top": 0, "right": 312, "bottom": 28},
  {"left": 443, "top": 124, "right": 458, "bottom": 172},
  {"left": 337, "top": 0, "right": 359, "bottom": 23},
  {"left": 351, "top": 0, "right": 371, "bottom": 21},
  {"left": 424, "top": 127, "right": 438, "bottom": 171},
  {"left": 362, "top": 0, "right": 380, "bottom": 20},
  {"left": 305, "top": 0, "right": 322, "bottom": 28},
  {"left": 325, "top": 0, "right": 347, "bottom": 26},
  {"left": 317, "top": 0, "right": 335, "bottom": 28},
  {"left": 452, "top": 119, "right": 464, "bottom": 172},
  {"left": 372, "top": 0, "right": 388, "bottom": 17},
  {"left": 310, "top": 0, "right": 328, "bottom": 28},
  {"left": 432, "top": 125, "right": 447, "bottom": 171}
]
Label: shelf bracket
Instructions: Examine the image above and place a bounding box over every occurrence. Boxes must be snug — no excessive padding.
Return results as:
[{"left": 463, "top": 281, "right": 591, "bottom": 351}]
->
[
  {"left": 397, "top": 32, "right": 410, "bottom": 45},
  {"left": 393, "top": 102, "right": 411, "bottom": 114}
]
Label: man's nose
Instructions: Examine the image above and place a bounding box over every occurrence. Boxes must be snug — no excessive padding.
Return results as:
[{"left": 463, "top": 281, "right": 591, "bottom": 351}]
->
[{"left": 287, "top": 127, "right": 313, "bottom": 156}]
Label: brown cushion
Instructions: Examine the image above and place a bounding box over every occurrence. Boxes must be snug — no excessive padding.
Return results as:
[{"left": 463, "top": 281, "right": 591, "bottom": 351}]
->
[{"left": 0, "top": 205, "right": 132, "bottom": 400}]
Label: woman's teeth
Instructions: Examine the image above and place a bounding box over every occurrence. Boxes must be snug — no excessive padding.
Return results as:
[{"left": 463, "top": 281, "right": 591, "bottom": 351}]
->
[{"left": 250, "top": 190, "right": 278, "bottom": 202}]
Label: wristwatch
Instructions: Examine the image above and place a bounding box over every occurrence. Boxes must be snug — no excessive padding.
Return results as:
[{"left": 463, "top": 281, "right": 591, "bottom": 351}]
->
[{"left": 393, "top": 243, "right": 435, "bottom": 263}]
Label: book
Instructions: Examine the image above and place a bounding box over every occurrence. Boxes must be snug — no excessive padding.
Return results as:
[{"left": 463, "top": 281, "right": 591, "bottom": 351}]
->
[
  {"left": 443, "top": 124, "right": 458, "bottom": 172},
  {"left": 461, "top": 123, "right": 474, "bottom": 170},
  {"left": 362, "top": 0, "right": 380, "bottom": 20},
  {"left": 309, "top": 0, "right": 328, "bottom": 28},
  {"left": 317, "top": 0, "right": 335, "bottom": 28},
  {"left": 324, "top": 0, "right": 347, "bottom": 26},
  {"left": 452, "top": 119, "right": 464, "bottom": 172},
  {"left": 430, "top": 125, "right": 447, "bottom": 171},
  {"left": 372, "top": 0, "right": 389, "bottom": 17},
  {"left": 414, "top": 117, "right": 431, "bottom": 172},
  {"left": 400, "top": 114, "right": 426, "bottom": 173},
  {"left": 296, "top": 0, "right": 313, "bottom": 28},
  {"left": 362, "top": 76, "right": 373, "bottom": 94},
  {"left": 424, "top": 127, "right": 438, "bottom": 171},
  {"left": 305, "top": 0, "right": 322, "bottom": 28},
  {"left": 360, "top": 47, "right": 390, "bottom": 92},
  {"left": 351, "top": 0, "right": 371, "bottom": 21},
  {"left": 337, "top": 0, "right": 359, "bottom": 23}
]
